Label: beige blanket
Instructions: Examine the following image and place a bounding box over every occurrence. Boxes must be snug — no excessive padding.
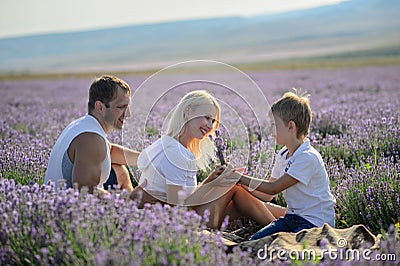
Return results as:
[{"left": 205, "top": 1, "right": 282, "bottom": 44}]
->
[{"left": 221, "top": 224, "right": 381, "bottom": 261}]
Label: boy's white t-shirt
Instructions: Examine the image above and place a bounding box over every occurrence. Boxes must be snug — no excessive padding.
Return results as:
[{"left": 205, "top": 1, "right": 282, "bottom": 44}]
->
[
  {"left": 272, "top": 139, "right": 336, "bottom": 227},
  {"left": 137, "top": 135, "right": 197, "bottom": 202}
]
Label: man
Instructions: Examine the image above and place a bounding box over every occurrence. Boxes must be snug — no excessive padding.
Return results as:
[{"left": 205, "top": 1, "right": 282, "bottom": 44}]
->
[{"left": 44, "top": 75, "right": 139, "bottom": 193}]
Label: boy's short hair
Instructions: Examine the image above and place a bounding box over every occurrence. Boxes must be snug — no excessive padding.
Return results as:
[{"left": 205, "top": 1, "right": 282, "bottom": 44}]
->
[{"left": 271, "top": 89, "right": 312, "bottom": 139}]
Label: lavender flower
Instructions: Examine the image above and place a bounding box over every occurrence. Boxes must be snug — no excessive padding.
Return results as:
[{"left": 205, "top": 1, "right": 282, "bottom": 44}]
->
[{"left": 209, "top": 129, "right": 226, "bottom": 165}]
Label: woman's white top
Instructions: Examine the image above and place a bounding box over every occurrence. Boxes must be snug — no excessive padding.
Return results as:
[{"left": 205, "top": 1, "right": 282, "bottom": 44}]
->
[{"left": 137, "top": 135, "right": 197, "bottom": 202}]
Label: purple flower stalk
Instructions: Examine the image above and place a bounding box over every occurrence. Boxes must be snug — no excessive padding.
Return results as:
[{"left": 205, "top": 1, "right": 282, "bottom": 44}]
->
[{"left": 209, "top": 129, "right": 226, "bottom": 165}]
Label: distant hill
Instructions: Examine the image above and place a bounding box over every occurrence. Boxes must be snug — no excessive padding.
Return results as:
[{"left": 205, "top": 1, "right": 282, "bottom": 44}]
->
[{"left": 0, "top": 0, "right": 399, "bottom": 74}]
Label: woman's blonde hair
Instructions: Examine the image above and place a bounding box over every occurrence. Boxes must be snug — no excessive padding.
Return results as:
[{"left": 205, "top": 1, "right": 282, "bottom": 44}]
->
[{"left": 167, "top": 90, "right": 220, "bottom": 169}]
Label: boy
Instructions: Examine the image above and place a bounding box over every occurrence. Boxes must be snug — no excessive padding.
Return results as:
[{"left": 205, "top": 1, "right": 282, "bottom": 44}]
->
[{"left": 227, "top": 90, "right": 336, "bottom": 240}]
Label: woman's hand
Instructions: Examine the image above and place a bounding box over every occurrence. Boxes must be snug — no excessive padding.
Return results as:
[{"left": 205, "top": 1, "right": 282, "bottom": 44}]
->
[
  {"left": 204, "top": 163, "right": 244, "bottom": 186},
  {"left": 203, "top": 164, "right": 226, "bottom": 184}
]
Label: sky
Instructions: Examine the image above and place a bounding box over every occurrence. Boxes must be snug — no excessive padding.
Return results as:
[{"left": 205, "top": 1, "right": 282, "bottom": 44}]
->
[{"left": 0, "top": 0, "right": 345, "bottom": 39}]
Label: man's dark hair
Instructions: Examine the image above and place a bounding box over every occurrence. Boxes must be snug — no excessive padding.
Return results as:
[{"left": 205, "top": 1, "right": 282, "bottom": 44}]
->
[{"left": 88, "top": 75, "right": 131, "bottom": 113}]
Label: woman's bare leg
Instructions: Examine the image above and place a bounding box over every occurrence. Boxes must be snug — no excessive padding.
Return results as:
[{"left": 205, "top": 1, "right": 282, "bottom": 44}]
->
[
  {"left": 193, "top": 184, "right": 276, "bottom": 229},
  {"left": 265, "top": 202, "right": 286, "bottom": 219},
  {"left": 223, "top": 185, "right": 276, "bottom": 226}
]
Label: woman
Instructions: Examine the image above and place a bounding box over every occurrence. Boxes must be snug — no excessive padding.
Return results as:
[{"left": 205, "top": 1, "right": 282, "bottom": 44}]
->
[{"left": 131, "top": 90, "right": 283, "bottom": 229}]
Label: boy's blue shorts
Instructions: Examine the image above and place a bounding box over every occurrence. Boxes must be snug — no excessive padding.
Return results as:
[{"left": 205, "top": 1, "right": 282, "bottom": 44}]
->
[{"left": 250, "top": 213, "right": 316, "bottom": 240}]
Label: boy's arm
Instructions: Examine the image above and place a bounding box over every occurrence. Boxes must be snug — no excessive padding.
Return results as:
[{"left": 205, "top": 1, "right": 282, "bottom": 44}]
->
[
  {"left": 241, "top": 186, "right": 276, "bottom": 202},
  {"left": 239, "top": 177, "right": 277, "bottom": 201},
  {"left": 231, "top": 172, "right": 298, "bottom": 195},
  {"left": 110, "top": 143, "right": 140, "bottom": 166}
]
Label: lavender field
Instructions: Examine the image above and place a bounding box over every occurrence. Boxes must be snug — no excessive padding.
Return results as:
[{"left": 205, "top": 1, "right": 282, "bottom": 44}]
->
[{"left": 0, "top": 65, "right": 399, "bottom": 264}]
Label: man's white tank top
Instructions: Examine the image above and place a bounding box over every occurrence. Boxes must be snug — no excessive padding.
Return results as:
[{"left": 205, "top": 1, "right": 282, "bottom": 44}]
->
[{"left": 44, "top": 114, "right": 111, "bottom": 190}]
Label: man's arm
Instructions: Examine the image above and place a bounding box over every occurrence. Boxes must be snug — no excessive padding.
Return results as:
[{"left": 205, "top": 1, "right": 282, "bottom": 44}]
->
[
  {"left": 110, "top": 144, "right": 140, "bottom": 166},
  {"left": 71, "top": 133, "right": 108, "bottom": 193}
]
